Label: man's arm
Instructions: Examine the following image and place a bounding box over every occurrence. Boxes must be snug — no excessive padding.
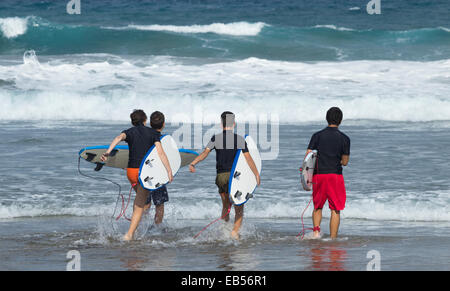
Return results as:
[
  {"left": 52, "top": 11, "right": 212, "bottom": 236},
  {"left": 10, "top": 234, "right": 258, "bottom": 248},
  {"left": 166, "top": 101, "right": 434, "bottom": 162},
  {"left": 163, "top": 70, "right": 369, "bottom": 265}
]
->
[
  {"left": 189, "top": 148, "right": 211, "bottom": 173},
  {"left": 101, "top": 133, "right": 126, "bottom": 162},
  {"left": 341, "top": 135, "right": 350, "bottom": 166},
  {"left": 155, "top": 141, "right": 173, "bottom": 182},
  {"left": 243, "top": 152, "right": 261, "bottom": 186},
  {"left": 341, "top": 155, "right": 349, "bottom": 166}
]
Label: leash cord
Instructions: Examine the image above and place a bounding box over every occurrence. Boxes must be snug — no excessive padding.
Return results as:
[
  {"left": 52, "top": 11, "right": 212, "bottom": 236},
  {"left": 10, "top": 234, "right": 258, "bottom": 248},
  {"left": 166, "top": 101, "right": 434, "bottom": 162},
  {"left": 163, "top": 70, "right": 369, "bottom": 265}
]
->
[
  {"left": 78, "top": 157, "right": 153, "bottom": 239},
  {"left": 297, "top": 151, "right": 319, "bottom": 239},
  {"left": 77, "top": 156, "right": 123, "bottom": 230},
  {"left": 193, "top": 204, "right": 232, "bottom": 239}
]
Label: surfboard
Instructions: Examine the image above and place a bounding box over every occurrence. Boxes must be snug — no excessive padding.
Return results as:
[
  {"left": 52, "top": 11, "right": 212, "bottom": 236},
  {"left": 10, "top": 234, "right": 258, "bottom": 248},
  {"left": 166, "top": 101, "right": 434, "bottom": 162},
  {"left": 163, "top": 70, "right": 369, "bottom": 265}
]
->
[
  {"left": 79, "top": 145, "right": 198, "bottom": 171},
  {"left": 138, "top": 135, "right": 181, "bottom": 190},
  {"left": 300, "top": 150, "right": 317, "bottom": 191},
  {"left": 228, "top": 135, "right": 262, "bottom": 206}
]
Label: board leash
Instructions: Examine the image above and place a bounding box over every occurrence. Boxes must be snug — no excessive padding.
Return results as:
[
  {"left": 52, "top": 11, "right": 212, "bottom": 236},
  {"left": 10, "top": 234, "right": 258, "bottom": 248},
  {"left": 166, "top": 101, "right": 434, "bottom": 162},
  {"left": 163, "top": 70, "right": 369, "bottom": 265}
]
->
[
  {"left": 297, "top": 151, "right": 320, "bottom": 239},
  {"left": 78, "top": 157, "right": 153, "bottom": 239},
  {"left": 296, "top": 195, "right": 314, "bottom": 240},
  {"left": 115, "top": 184, "right": 135, "bottom": 222},
  {"left": 193, "top": 204, "right": 232, "bottom": 239},
  {"left": 77, "top": 156, "right": 123, "bottom": 217},
  {"left": 78, "top": 156, "right": 128, "bottom": 235}
]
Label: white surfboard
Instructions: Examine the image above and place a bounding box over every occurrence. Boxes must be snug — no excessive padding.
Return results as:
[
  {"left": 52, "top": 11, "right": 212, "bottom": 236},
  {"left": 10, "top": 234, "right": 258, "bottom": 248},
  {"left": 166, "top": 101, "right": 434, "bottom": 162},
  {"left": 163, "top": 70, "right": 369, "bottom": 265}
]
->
[
  {"left": 228, "top": 135, "right": 262, "bottom": 206},
  {"left": 300, "top": 150, "right": 317, "bottom": 191},
  {"left": 138, "top": 135, "right": 181, "bottom": 190}
]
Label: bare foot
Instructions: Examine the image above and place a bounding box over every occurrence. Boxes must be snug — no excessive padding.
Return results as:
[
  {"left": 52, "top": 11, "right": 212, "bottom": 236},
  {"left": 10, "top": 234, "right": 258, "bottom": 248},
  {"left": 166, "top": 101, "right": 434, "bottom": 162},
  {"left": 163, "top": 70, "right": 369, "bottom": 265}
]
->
[
  {"left": 123, "top": 233, "right": 133, "bottom": 241},
  {"left": 230, "top": 230, "right": 240, "bottom": 240},
  {"left": 312, "top": 231, "right": 321, "bottom": 239}
]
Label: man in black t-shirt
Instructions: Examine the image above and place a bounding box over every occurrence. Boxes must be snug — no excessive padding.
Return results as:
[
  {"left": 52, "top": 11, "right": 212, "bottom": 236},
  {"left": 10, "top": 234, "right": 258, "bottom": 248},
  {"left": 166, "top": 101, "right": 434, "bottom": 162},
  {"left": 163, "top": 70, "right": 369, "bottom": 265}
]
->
[
  {"left": 101, "top": 110, "right": 173, "bottom": 241},
  {"left": 189, "top": 111, "right": 260, "bottom": 240},
  {"left": 306, "top": 107, "right": 350, "bottom": 239}
]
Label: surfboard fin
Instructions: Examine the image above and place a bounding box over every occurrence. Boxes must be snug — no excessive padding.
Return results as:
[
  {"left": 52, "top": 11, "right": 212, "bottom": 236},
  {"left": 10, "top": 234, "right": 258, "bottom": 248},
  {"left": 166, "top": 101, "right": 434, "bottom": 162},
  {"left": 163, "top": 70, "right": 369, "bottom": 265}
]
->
[
  {"left": 234, "top": 191, "right": 242, "bottom": 199},
  {"left": 245, "top": 193, "right": 253, "bottom": 200},
  {"left": 233, "top": 171, "right": 241, "bottom": 179},
  {"left": 155, "top": 183, "right": 161, "bottom": 188},
  {"left": 144, "top": 176, "right": 153, "bottom": 183},
  {"left": 109, "top": 149, "right": 118, "bottom": 157},
  {"left": 85, "top": 152, "right": 96, "bottom": 162},
  {"left": 145, "top": 159, "right": 155, "bottom": 166},
  {"left": 94, "top": 163, "right": 104, "bottom": 171}
]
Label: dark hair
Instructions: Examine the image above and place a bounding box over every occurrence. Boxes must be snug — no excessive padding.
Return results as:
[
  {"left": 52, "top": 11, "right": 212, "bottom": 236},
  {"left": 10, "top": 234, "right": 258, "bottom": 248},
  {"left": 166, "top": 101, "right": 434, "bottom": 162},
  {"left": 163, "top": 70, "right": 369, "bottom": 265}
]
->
[
  {"left": 221, "top": 111, "right": 235, "bottom": 127},
  {"left": 326, "top": 107, "right": 343, "bottom": 125},
  {"left": 130, "top": 109, "right": 147, "bottom": 126},
  {"left": 150, "top": 111, "right": 165, "bottom": 129}
]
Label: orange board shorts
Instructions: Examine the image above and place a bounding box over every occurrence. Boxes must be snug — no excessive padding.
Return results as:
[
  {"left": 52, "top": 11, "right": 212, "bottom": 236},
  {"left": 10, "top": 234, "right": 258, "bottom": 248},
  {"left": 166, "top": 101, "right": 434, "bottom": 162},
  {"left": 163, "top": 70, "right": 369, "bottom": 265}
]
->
[
  {"left": 126, "top": 168, "right": 169, "bottom": 207},
  {"left": 126, "top": 168, "right": 140, "bottom": 186}
]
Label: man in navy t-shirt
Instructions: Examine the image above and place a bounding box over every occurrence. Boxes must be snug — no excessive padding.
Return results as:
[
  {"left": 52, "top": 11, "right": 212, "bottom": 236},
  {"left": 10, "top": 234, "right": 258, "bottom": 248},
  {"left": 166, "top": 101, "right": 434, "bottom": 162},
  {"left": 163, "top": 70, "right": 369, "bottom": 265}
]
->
[
  {"left": 306, "top": 107, "right": 350, "bottom": 239},
  {"left": 189, "top": 111, "right": 260, "bottom": 240}
]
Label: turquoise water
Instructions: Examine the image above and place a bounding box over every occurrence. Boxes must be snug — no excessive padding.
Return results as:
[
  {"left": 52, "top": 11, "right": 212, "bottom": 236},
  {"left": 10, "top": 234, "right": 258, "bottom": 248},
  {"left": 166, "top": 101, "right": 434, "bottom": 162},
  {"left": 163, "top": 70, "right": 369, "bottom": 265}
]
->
[{"left": 1, "top": 0, "right": 449, "bottom": 61}]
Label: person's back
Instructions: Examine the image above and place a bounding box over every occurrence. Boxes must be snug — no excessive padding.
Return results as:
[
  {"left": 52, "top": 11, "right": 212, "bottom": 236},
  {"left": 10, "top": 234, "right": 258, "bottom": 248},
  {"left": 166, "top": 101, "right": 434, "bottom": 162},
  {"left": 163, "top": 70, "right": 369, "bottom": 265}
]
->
[
  {"left": 208, "top": 130, "right": 248, "bottom": 174},
  {"left": 123, "top": 124, "right": 161, "bottom": 169},
  {"left": 309, "top": 127, "right": 350, "bottom": 175}
]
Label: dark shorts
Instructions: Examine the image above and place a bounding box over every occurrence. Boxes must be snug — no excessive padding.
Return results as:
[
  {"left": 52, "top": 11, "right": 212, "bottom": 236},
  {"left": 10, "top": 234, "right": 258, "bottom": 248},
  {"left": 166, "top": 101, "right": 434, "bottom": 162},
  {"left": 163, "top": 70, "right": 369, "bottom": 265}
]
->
[
  {"left": 146, "top": 185, "right": 169, "bottom": 206},
  {"left": 312, "top": 174, "right": 346, "bottom": 211},
  {"left": 134, "top": 185, "right": 169, "bottom": 208},
  {"left": 215, "top": 172, "right": 230, "bottom": 194}
]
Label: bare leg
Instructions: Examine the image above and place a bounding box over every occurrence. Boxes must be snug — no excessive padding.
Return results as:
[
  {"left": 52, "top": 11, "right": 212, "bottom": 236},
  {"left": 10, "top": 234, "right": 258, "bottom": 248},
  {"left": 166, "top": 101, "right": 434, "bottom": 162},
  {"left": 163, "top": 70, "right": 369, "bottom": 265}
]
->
[
  {"left": 312, "top": 208, "right": 322, "bottom": 238},
  {"left": 154, "top": 204, "right": 164, "bottom": 225},
  {"left": 134, "top": 184, "right": 150, "bottom": 212},
  {"left": 123, "top": 185, "right": 148, "bottom": 241},
  {"left": 330, "top": 210, "right": 340, "bottom": 239},
  {"left": 231, "top": 205, "right": 244, "bottom": 240},
  {"left": 219, "top": 192, "right": 231, "bottom": 222}
]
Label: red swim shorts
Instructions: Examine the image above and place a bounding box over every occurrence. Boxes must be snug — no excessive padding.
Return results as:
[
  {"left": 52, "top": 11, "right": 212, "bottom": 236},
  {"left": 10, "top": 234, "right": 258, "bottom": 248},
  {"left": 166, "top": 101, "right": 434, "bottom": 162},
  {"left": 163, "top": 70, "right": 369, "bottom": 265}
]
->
[{"left": 312, "top": 174, "right": 346, "bottom": 211}]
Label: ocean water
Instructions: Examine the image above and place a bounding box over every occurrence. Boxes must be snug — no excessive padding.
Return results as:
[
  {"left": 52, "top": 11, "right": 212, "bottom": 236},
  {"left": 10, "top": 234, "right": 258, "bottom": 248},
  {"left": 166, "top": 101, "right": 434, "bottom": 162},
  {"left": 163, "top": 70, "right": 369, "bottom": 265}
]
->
[{"left": 0, "top": 0, "right": 449, "bottom": 270}]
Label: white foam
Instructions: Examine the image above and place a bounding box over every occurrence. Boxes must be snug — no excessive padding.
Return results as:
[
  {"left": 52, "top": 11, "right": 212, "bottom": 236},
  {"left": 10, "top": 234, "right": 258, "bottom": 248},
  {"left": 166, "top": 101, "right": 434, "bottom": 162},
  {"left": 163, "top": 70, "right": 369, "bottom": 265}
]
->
[
  {"left": 1, "top": 54, "right": 450, "bottom": 122},
  {"left": 105, "top": 22, "right": 267, "bottom": 36},
  {"left": 314, "top": 25, "right": 355, "bottom": 31},
  {"left": 0, "top": 203, "right": 114, "bottom": 219},
  {"left": 1, "top": 194, "right": 448, "bottom": 222},
  {"left": 0, "top": 17, "right": 28, "bottom": 38}
]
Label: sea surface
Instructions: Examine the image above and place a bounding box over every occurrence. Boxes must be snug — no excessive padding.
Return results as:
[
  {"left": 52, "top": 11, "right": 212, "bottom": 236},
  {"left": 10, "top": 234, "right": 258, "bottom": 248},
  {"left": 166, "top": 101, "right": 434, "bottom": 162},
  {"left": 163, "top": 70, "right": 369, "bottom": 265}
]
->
[{"left": 0, "top": 0, "right": 449, "bottom": 271}]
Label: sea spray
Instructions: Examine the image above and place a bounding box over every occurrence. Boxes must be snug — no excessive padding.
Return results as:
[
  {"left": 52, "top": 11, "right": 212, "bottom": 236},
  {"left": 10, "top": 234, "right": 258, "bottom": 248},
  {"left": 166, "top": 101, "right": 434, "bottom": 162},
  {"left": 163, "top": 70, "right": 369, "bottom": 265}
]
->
[{"left": 0, "top": 17, "right": 28, "bottom": 38}]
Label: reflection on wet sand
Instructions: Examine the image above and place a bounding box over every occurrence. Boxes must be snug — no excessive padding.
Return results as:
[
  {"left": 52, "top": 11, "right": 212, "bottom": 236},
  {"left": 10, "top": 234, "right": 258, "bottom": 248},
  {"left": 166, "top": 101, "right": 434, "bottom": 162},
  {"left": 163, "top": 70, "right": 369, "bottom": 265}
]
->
[
  {"left": 301, "top": 242, "right": 348, "bottom": 271},
  {"left": 120, "top": 247, "right": 176, "bottom": 271},
  {"left": 218, "top": 246, "right": 259, "bottom": 271}
]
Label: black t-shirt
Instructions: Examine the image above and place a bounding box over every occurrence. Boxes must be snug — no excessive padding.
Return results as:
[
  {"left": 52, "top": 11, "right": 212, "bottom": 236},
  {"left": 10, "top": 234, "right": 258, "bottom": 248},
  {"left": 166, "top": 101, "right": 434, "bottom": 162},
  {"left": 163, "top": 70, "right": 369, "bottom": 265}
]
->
[
  {"left": 122, "top": 125, "right": 161, "bottom": 168},
  {"left": 307, "top": 126, "right": 350, "bottom": 175},
  {"left": 206, "top": 130, "right": 249, "bottom": 173}
]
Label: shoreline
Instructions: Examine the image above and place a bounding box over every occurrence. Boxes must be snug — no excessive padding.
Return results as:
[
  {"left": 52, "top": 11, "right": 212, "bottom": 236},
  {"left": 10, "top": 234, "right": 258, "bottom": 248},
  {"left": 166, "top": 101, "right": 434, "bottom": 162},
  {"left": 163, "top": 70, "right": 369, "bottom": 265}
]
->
[{"left": 0, "top": 215, "right": 448, "bottom": 271}]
